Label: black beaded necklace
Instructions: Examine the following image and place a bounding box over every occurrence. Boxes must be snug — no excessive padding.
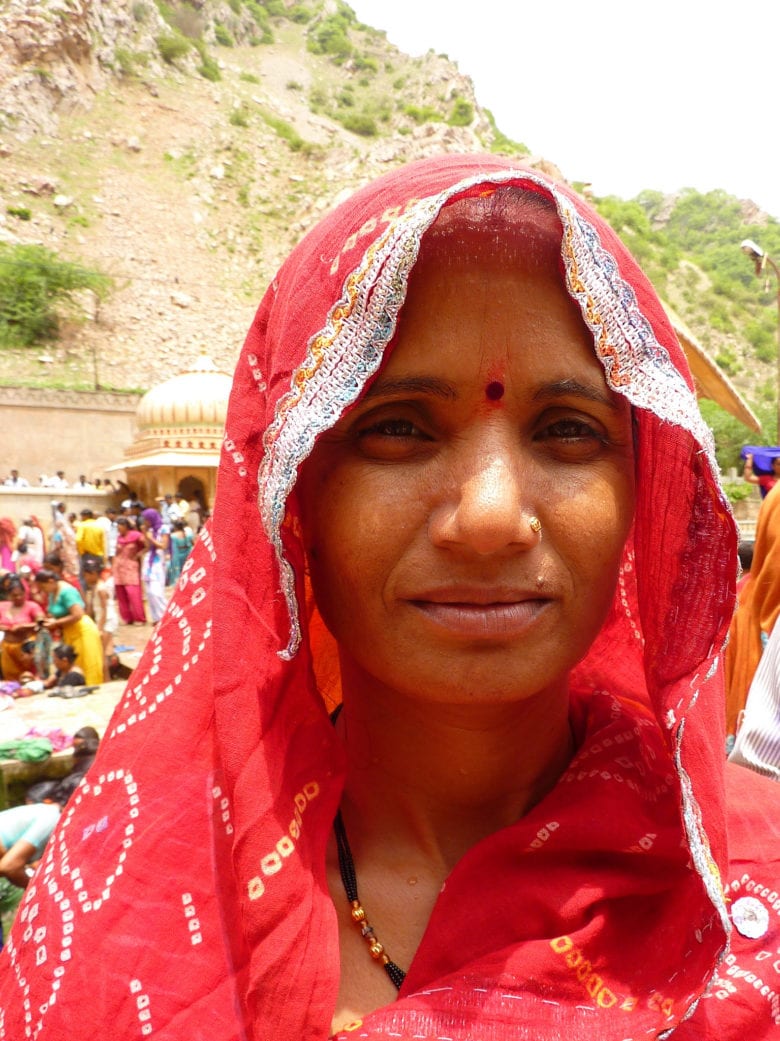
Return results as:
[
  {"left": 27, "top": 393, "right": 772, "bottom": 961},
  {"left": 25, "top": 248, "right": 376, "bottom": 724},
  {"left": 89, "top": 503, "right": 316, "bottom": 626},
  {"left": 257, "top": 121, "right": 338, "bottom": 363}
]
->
[{"left": 334, "top": 809, "right": 407, "bottom": 990}]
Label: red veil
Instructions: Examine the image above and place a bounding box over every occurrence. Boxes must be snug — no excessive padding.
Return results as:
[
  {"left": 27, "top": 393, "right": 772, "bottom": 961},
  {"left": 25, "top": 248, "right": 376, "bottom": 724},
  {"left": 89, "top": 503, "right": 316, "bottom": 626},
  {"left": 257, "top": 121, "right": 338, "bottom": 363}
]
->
[{"left": 1, "top": 156, "right": 774, "bottom": 1040}]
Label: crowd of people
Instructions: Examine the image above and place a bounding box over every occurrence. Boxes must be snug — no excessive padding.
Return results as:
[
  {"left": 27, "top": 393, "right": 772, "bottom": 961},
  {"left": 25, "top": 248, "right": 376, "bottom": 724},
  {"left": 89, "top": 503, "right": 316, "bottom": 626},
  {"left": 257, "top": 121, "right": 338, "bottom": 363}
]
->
[
  {"left": 0, "top": 495, "right": 200, "bottom": 687},
  {"left": 2, "top": 469, "right": 119, "bottom": 491}
]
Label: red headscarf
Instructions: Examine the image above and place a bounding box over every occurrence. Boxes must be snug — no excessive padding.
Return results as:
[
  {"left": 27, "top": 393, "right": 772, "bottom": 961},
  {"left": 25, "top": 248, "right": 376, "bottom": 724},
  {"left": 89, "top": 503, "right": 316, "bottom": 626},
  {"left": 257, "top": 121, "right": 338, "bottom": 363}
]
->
[{"left": 0, "top": 156, "right": 753, "bottom": 1039}]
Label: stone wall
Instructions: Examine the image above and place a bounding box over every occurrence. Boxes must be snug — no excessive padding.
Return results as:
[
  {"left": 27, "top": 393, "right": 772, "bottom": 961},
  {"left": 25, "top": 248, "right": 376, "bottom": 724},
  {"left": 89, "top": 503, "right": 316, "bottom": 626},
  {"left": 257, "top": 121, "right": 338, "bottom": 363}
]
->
[{"left": 2, "top": 385, "right": 139, "bottom": 494}]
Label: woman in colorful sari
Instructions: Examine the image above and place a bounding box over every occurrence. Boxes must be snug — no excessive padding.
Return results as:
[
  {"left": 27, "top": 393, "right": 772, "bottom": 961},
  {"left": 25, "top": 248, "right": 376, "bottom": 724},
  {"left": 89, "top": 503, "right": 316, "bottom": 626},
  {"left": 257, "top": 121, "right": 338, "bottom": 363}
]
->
[
  {"left": 112, "top": 516, "right": 146, "bottom": 624},
  {"left": 167, "top": 519, "right": 194, "bottom": 586},
  {"left": 0, "top": 576, "right": 43, "bottom": 680},
  {"left": 0, "top": 156, "right": 776, "bottom": 1040},
  {"left": 35, "top": 568, "right": 103, "bottom": 687},
  {"left": 140, "top": 507, "right": 170, "bottom": 623}
]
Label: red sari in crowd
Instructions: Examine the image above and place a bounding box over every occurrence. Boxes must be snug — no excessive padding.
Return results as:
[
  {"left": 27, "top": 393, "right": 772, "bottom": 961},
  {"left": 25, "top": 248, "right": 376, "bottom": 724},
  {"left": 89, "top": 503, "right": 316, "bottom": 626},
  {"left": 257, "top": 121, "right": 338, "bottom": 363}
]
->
[
  {"left": 111, "top": 524, "right": 146, "bottom": 624},
  {"left": 0, "top": 156, "right": 777, "bottom": 1040}
]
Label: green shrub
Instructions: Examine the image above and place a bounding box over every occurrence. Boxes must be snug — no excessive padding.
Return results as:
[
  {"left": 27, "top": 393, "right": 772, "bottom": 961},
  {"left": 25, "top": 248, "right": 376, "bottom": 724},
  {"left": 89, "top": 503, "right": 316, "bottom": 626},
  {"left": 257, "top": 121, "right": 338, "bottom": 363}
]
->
[
  {"left": 192, "top": 39, "right": 221, "bottom": 81},
  {"left": 260, "top": 110, "right": 306, "bottom": 151},
  {"left": 339, "top": 112, "right": 377, "bottom": 136},
  {"left": 308, "top": 86, "right": 327, "bottom": 112},
  {"left": 245, "top": 0, "right": 270, "bottom": 27},
  {"left": 286, "top": 79, "right": 303, "bottom": 90},
  {"left": 132, "top": 1, "right": 148, "bottom": 21},
  {"left": 7, "top": 206, "right": 31, "bottom": 221},
  {"left": 228, "top": 0, "right": 242, "bottom": 12},
  {"left": 353, "top": 54, "right": 378, "bottom": 73},
  {"left": 229, "top": 104, "right": 250, "bottom": 127},
  {"left": 288, "top": 4, "right": 313, "bottom": 22},
  {"left": 240, "top": 71, "right": 260, "bottom": 84},
  {"left": 157, "top": 31, "right": 191, "bottom": 64},
  {"left": 483, "top": 107, "right": 528, "bottom": 155},
  {"left": 448, "top": 98, "right": 473, "bottom": 126},
  {"left": 722, "top": 481, "right": 754, "bottom": 504},
  {"left": 404, "top": 104, "right": 441, "bottom": 125},
  {"left": 214, "top": 23, "right": 235, "bottom": 47},
  {"left": 114, "top": 46, "right": 139, "bottom": 76},
  {"left": 307, "top": 15, "right": 352, "bottom": 59},
  {"left": 0, "top": 244, "right": 111, "bottom": 348}
]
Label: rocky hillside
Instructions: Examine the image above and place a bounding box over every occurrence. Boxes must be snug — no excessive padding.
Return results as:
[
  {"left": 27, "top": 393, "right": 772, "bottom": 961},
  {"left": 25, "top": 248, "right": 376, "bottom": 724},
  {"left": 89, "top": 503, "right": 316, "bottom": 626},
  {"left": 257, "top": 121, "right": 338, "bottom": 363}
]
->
[
  {"left": 0, "top": 0, "right": 776, "bottom": 438},
  {"left": 0, "top": 0, "right": 544, "bottom": 391}
]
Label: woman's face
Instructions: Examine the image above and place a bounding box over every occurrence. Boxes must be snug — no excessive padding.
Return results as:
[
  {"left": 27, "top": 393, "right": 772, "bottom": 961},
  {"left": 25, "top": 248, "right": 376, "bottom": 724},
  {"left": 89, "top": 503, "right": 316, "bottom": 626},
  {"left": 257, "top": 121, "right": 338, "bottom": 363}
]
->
[
  {"left": 9, "top": 584, "right": 25, "bottom": 607},
  {"left": 298, "top": 215, "right": 635, "bottom": 707}
]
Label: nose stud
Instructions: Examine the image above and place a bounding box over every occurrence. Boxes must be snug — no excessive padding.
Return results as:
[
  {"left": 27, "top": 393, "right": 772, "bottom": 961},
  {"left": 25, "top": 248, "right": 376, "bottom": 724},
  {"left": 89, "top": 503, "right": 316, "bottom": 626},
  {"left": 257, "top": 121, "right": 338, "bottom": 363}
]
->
[{"left": 529, "top": 516, "right": 542, "bottom": 537}]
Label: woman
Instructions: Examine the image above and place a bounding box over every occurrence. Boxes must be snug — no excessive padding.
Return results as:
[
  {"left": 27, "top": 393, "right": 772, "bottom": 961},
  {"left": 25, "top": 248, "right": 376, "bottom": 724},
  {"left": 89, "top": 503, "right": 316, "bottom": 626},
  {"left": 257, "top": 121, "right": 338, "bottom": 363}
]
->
[
  {"left": 111, "top": 517, "right": 146, "bottom": 624},
  {"left": 0, "top": 157, "right": 776, "bottom": 1039},
  {"left": 140, "top": 507, "right": 169, "bottom": 623},
  {"left": 0, "top": 518, "right": 16, "bottom": 573},
  {"left": 0, "top": 576, "right": 43, "bottom": 681},
  {"left": 168, "top": 519, "right": 194, "bottom": 585},
  {"left": 35, "top": 568, "right": 103, "bottom": 686},
  {"left": 82, "top": 560, "right": 118, "bottom": 681},
  {"left": 725, "top": 483, "right": 780, "bottom": 743},
  {"left": 41, "top": 643, "right": 85, "bottom": 691},
  {"left": 742, "top": 452, "right": 780, "bottom": 497}
]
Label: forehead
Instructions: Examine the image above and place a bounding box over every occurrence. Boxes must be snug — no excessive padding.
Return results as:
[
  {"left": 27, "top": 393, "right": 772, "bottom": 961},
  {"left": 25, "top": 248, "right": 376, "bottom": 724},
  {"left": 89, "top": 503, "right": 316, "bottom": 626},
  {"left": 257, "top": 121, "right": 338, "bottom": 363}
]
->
[{"left": 383, "top": 196, "right": 600, "bottom": 388}]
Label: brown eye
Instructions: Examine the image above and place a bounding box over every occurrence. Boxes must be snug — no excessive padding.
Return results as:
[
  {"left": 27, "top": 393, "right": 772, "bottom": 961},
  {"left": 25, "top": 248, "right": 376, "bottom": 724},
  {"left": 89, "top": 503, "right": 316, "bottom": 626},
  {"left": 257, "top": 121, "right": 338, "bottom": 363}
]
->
[{"left": 358, "top": 419, "right": 422, "bottom": 439}]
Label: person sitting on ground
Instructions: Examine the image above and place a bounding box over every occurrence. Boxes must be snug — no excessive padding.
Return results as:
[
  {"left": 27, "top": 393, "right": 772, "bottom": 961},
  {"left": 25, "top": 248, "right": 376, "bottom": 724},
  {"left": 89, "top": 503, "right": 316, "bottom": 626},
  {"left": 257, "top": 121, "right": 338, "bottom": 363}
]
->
[
  {"left": 0, "top": 577, "right": 44, "bottom": 681},
  {"left": 42, "top": 643, "right": 85, "bottom": 691}
]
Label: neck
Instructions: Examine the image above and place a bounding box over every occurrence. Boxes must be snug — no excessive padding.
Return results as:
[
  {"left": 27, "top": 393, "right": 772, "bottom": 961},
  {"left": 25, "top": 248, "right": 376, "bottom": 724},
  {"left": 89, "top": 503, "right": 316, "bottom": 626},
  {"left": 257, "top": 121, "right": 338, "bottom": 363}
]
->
[{"left": 337, "top": 664, "right": 573, "bottom": 873}]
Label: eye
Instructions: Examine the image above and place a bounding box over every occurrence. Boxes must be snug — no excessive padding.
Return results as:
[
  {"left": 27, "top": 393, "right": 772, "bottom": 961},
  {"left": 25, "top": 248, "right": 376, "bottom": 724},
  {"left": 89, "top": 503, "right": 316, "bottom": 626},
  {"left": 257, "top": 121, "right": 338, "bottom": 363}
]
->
[
  {"left": 534, "top": 415, "right": 609, "bottom": 459},
  {"left": 357, "top": 418, "right": 423, "bottom": 439},
  {"left": 541, "top": 418, "right": 603, "bottom": 442},
  {"left": 353, "top": 413, "right": 434, "bottom": 461}
]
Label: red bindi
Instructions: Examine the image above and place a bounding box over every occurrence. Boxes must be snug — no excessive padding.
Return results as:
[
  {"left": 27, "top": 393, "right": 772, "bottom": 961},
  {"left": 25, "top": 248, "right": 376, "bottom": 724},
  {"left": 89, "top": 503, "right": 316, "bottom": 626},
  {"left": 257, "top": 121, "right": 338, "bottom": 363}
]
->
[{"left": 485, "top": 380, "right": 505, "bottom": 401}]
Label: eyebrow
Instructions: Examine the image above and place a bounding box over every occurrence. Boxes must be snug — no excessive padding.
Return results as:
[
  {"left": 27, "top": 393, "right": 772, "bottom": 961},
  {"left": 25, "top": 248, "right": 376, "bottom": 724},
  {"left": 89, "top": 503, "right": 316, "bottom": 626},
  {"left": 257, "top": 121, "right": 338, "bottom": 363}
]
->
[
  {"left": 363, "top": 375, "right": 458, "bottom": 401},
  {"left": 532, "top": 378, "right": 620, "bottom": 411}
]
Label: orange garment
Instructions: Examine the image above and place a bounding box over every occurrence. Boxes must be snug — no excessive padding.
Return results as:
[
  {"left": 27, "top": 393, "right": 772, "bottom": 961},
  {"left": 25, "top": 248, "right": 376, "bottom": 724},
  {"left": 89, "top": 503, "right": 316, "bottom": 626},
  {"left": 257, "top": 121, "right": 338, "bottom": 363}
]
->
[{"left": 725, "top": 484, "right": 780, "bottom": 737}]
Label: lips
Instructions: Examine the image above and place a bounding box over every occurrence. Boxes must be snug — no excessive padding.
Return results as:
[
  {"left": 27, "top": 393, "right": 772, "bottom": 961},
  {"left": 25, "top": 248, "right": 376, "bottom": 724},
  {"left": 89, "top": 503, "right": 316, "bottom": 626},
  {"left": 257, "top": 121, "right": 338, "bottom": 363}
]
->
[{"left": 407, "top": 585, "right": 552, "bottom": 639}]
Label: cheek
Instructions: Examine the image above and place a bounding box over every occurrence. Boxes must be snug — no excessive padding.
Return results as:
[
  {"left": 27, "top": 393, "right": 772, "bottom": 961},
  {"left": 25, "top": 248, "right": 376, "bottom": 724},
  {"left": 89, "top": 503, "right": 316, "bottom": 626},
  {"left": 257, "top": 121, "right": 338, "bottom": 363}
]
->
[{"left": 554, "top": 472, "right": 634, "bottom": 587}]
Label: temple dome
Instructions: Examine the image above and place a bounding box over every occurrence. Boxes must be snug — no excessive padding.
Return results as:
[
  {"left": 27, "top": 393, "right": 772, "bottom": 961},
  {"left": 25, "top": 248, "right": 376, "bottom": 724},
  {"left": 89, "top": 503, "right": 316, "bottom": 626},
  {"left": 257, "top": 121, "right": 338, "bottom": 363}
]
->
[{"left": 135, "top": 355, "right": 232, "bottom": 431}]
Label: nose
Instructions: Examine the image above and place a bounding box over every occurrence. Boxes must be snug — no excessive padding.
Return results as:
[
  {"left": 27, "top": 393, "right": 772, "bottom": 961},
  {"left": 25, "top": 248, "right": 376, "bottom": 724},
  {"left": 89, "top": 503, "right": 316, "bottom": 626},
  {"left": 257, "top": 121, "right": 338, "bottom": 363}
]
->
[{"left": 428, "top": 431, "right": 537, "bottom": 556}]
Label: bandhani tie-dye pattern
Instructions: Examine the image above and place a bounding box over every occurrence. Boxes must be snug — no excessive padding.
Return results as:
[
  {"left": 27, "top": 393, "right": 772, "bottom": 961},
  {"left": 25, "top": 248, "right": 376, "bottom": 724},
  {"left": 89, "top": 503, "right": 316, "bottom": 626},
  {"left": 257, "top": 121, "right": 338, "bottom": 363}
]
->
[{"left": 1, "top": 155, "right": 777, "bottom": 1041}]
